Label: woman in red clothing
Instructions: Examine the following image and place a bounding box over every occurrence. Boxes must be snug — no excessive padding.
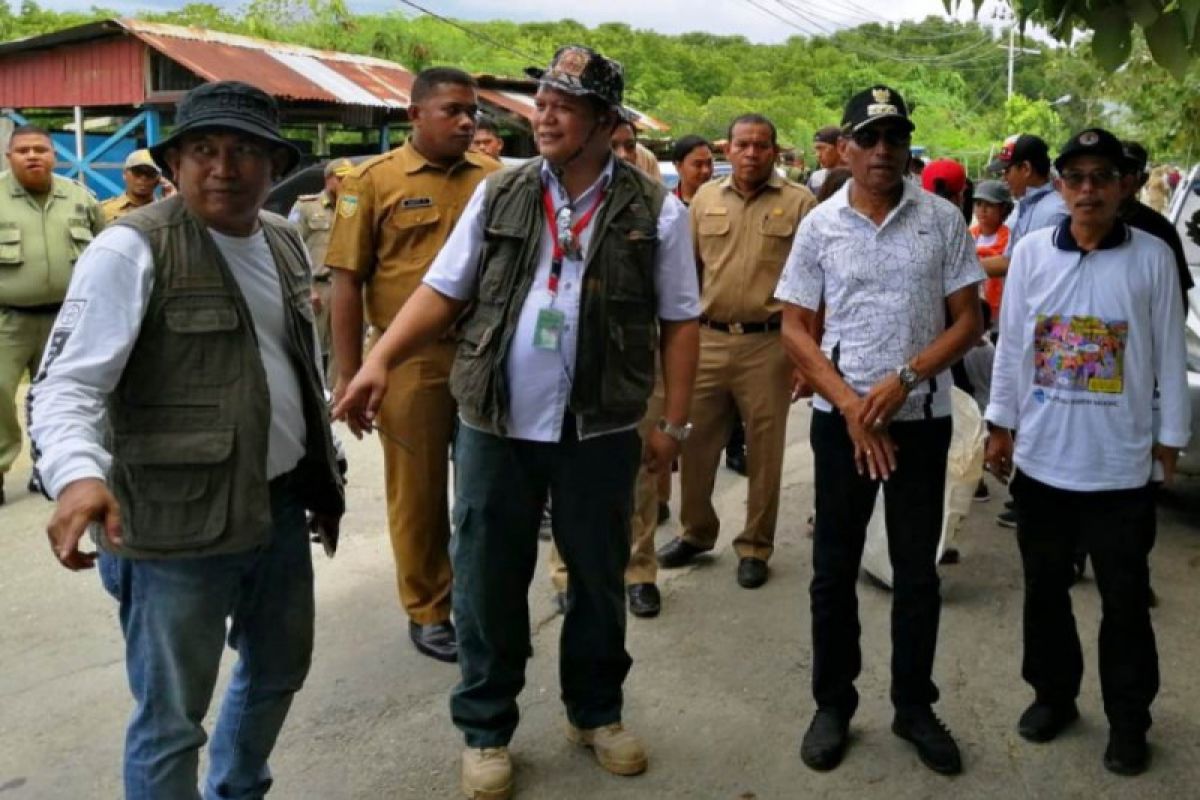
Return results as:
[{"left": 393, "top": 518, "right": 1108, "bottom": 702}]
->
[{"left": 970, "top": 179, "right": 1013, "bottom": 327}]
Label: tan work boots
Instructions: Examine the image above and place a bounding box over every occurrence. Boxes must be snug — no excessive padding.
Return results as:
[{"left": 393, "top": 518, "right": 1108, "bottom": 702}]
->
[{"left": 461, "top": 747, "right": 512, "bottom": 800}]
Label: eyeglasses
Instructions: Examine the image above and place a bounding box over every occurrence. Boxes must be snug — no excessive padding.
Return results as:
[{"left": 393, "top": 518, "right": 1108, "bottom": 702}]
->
[
  {"left": 1059, "top": 169, "right": 1121, "bottom": 189},
  {"left": 850, "top": 127, "right": 911, "bottom": 149}
]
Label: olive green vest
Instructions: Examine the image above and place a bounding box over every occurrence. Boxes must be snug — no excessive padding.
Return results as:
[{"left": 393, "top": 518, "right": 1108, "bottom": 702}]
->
[
  {"left": 106, "top": 196, "right": 344, "bottom": 559},
  {"left": 450, "top": 158, "right": 665, "bottom": 438}
]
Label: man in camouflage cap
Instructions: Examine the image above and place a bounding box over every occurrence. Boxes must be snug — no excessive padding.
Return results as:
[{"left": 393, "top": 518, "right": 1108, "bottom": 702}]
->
[{"left": 289, "top": 157, "right": 353, "bottom": 379}]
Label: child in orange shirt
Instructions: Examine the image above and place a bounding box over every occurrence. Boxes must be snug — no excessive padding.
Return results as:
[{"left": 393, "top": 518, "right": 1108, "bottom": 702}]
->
[{"left": 971, "top": 179, "right": 1013, "bottom": 328}]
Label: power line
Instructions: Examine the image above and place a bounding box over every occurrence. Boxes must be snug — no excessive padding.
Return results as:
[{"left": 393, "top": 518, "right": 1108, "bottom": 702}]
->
[{"left": 396, "top": 0, "right": 544, "bottom": 63}]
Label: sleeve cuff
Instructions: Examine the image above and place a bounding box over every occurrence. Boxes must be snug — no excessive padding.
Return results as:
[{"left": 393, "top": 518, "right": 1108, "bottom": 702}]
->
[
  {"left": 47, "top": 465, "right": 107, "bottom": 501},
  {"left": 984, "top": 406, "right": 1016, "bottom": 431},
  {"left": 1156, "top": 428, "right": 1191, "bottom": 449}
]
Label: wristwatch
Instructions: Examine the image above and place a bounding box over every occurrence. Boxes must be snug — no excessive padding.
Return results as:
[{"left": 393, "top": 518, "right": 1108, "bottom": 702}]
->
[
  {"left": 657, "top": 418, "right": 693, "bottom": 442},
  {"left": 896, "top": 364, "right": 920, "bottom": 392}
]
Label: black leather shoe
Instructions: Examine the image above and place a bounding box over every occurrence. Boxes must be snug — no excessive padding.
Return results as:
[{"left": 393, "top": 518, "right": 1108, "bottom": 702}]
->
[
  {"left": 656, "top": 537, "right": 709, "bottom": 568},
  {"left": 627, "top": 583, "right": 661, "bottom": 618},
  {"left": 892, "top": 707, "right": 962, "bottom": 775},
  {"left": 737, "top": 557, "right": 768, "bottom": 589},
  {"left": 409, "top": 620, "right": 458, "bottom": 663},
  {"left": 725, "top": 449, "right": 747, "bottom": 476},
  {"left": 1018, "top": 701, "right": 1079, "bottom": 743},
  {"left": 800, "top": 708, "right": 850, "bottom": 771},
  {"left": 1104, "top": 729, "right": 1149, "bottom": 776}
]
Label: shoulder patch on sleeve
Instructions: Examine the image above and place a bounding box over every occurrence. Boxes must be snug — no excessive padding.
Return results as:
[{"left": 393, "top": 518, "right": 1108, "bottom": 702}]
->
[{"left": 338, "top": 194, "right": 359, "bottom": 219}]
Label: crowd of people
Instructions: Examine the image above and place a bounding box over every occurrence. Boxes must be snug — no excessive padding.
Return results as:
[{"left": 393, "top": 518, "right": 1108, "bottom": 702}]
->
[{"left": 2, "top": 38, "right": 1191, "bottom": 800}]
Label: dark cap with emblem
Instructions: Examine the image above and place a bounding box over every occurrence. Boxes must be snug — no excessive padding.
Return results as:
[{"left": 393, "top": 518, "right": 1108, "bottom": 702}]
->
[
  {"left": 813, "top": 125, "right": 841, "bottom": 145},
  {"left": 987, "top": 133, "right": 1050, "bottom": 174},
  {"left": 841, "top": 85, "right": 915, "bottom": 134},
  {"left": 149, "top": 81, "right": 301, "bottom": 175},
  {"left": 525, "top": 45, "right": 624, "bottom": 109},
  {"left": 1054, "top": 127, "right": 1125, "bottom": 172}
]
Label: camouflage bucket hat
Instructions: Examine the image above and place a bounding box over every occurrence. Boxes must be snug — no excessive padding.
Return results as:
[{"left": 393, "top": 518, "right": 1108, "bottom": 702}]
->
[{"left": 525, "top": 45, "right": 624, "bottom": 108}]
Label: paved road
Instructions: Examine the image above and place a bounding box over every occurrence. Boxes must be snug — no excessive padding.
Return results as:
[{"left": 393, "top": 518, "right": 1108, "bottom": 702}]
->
[{"left": 2, "top": 399, "right": 1198, "bottom": 799}]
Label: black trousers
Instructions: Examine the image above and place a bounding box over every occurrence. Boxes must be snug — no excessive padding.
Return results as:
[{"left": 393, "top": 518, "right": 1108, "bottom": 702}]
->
[
  {"left": 1012, "top": 470, "right": 1159, "bottom": 733},
  {"left": 809, "top": 410, "right": 951, "bottom": 716}
]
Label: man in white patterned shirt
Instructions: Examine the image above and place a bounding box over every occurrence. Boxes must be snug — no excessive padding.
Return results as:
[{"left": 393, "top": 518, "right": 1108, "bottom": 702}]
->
[{"left": 775, "top": 85, "right": 983, "bottom": 777}]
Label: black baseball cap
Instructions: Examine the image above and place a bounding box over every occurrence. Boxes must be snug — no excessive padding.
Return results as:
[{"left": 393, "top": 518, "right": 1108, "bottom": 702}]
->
[
  {"left": 1054, "top": 127, "right": 1125, "bottom": 172},
  {"left": 1121, "top": 140, "right": 1149, "bottom": 176},
  {"left": 987, "top": 133, "right": 1050, "bottom": 174},
  {"left": 813, "top": 125, "right": 841, "bottom": 145},
  {"left": 841, "top": 85, "right": 914, "bottom": 134}
]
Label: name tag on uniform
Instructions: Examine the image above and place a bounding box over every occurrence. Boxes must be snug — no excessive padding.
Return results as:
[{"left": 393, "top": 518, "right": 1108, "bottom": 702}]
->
[
  {"left": 401, "top": 196, "right": 434, "bottom": 209},
  {"left": 533, "top": 307, "right": 566, "bottom": 351}
]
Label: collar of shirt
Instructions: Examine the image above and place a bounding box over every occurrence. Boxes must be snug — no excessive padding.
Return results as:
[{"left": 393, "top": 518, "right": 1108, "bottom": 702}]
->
[
  {"left": 1019, "top": 181, "right": 1055, "bottom": 211},
  {"left": 540, "top": 156, "right": 615, "bottom": 214},
  {"left": 1052, "top": 218, "right": 1131, "bottom": 253},
  {"left": 717, "top": 169, "right": 787, "bottom": 197},
  {"left": 397, "top": 139, "right": 486, "bottom": 176},
  {"left": 831, "top": 176, "right": 921, "bottom": 231},
  {"left": 319, "top": 190, "right": 335, "bottom": 209}
]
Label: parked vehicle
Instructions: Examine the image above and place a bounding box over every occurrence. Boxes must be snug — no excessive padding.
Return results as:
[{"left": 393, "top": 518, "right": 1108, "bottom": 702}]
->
[{"left": 1167, "top": 164, "right": 1200, "bottom": 474}]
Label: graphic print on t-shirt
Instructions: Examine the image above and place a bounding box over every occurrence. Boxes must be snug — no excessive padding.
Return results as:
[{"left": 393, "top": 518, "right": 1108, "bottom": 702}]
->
[{"left": 1033, "top": 314, "right": 1127, "bottom": 394}]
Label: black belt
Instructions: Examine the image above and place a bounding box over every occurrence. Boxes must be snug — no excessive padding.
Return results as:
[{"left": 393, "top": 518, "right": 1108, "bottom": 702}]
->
[
  {"left": 699, "top": 315, "right": 781, "bottom": 335},
  {"left": 2, "top": 302, "right": 62, "bottom": 314}
]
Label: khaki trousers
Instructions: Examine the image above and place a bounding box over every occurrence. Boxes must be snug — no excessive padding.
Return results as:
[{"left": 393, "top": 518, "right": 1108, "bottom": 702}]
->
[
  {"left": 0, "top": 309, "right": 54, "bottom": 474},
  {"left": 679, "top": 327, "right": 792, "bottom": 561},
  {"left": 374, "top": 336, "right": 456, "bottom": 625},
  {"left": 548, "top": 380, "right": 665, "bottom": 592}
]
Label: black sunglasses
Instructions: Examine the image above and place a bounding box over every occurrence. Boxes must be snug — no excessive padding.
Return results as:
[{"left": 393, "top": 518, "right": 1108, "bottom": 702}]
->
[{"left": 850, "top": 127, "right": 911, "bottom": 149}]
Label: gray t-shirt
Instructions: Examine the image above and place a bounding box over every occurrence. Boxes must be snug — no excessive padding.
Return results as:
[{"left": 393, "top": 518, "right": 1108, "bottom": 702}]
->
[{"left": 775, "top": 179, "right": 985, "bottom": 420}]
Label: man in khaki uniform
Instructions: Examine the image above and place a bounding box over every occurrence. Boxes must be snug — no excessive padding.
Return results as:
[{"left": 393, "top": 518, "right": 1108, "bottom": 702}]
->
[
  {"left": 99, "top": 149, "right": 170, "bottom": 223},
  {"left": 657, "top": 113, "right": 815, "bottom": 588},
  {"left": 325, "top": 68, "right": 498, "bottom": 662},
  {"left": 289, "top": 157, "right": 353, "bottom": 380},
  {"left": 0, "top": 125, "right": 103, "bottom": 504}
]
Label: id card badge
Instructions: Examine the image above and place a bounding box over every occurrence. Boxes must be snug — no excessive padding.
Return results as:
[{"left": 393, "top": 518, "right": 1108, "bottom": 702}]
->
[{"left": 533, "top": 306, "right": 566, "bottom": 351}]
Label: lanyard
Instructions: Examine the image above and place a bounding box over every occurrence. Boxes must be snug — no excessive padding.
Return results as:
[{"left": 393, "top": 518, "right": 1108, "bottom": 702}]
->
[{"left": 542, "top": 185, "right": 606, "bottom": 296}]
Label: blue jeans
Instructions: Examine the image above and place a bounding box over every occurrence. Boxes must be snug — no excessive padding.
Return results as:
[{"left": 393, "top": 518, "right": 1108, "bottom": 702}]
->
[{"left": 98, "top": 478, "right": 314, "bottom": 800}]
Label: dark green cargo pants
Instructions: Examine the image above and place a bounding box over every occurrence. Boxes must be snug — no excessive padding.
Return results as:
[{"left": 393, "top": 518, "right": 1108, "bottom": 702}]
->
[{"left": 449, "top": 416, "right": 642, "bottom": 748}]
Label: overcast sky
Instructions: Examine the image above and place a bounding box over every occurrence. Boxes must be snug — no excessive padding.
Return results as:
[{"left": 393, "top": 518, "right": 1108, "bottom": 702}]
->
[{"left": 38, "top": 0, "right": 1020, "bottom": 44}]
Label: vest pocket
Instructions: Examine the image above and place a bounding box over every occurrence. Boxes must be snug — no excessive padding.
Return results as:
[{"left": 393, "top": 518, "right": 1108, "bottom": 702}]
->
[
  {"left": 113, "top": 428, "right": 235, "bottom": 552},
  {"left": 0, "top": 227, "right": 22, "bottom": 266},
  {"left": 602, "top": 319, "right": 655, "bottom": 410},
  {"left": 163, "top": 296, "right": 243, "bottom": 385}
]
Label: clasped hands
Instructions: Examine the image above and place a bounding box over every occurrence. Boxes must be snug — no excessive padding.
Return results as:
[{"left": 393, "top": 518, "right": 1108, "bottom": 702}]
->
[{"left": 842, "top": 373, "right": 909, "bottom": 481}]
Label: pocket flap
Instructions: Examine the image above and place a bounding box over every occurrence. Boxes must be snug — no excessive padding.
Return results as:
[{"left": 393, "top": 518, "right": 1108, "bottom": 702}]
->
[
  {"left": 69, "top": 225, "right": 95, "bottom": 244},
  {"left": 118, "top": 428, "right": 235, "bottom": 466},
  {"left": 761, "top": 215, "right": 795, "bottom": 237},
  {"left": 388, "top": 206, "right": 441, "bottom": 230},
  {"left": 698, "top": 215, "right": 730, "bottom": 236},
  {"left": 165, "top": 300, "right": 240, "bottom": 333},
  {"left": 0, "top": 228, "right": 20, "bottom": 245}
]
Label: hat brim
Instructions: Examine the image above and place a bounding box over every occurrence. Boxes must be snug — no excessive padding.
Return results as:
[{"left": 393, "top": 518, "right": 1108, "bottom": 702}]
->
[
  {"left": 986, "top": 157, "right": 1009, "bottom": 174},
  {"left": 525, "top": 66, "right": 598, "bottom": 98},
  {"left": 149, "top": 116, "right": 301, "bottom": 176},
  {"left": 974, "top": 190, "right": 1010, "bottom": 204},
  {"left": 847, "top": 114, "right": 915, "bottom": 135}
]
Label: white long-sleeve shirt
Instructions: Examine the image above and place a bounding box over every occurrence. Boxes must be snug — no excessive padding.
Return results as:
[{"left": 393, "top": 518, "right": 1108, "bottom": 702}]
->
[
  {"left": 29, "top": 224, "right": 328, "bottom": 498},
  {"left": 985, "top": 221, "right": 1190, "bottom": 492}
]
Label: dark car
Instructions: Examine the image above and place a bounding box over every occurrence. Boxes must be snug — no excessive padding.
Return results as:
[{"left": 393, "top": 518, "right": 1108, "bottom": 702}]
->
[{"left": 264, "top": 155, "right": 373, "bottom": 217}]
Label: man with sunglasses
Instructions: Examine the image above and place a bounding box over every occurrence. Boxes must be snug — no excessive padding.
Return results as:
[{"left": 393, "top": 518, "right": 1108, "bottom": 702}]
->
[
  {"left": 776, "top": 85, "right": 984, "bottom": 776},
  {"left": 985, "top": 128, "right": 1189, "bottom": 777},
  {"left": 325, "top": 67, "right": 499, "bottom": 664}
]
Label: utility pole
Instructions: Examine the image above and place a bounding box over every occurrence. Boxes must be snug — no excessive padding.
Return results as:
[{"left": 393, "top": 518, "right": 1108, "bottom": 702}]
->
[{"left": 1007, "top": 25, "right": 1015, "bottom": 100}]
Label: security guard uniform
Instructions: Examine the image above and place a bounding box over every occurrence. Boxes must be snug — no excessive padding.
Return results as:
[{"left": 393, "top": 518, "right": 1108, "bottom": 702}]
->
[
  {"left": 0, "top": 170, "right": 103, "bottom": 482},
  {"left": 325, "top": 141, "right": 497, "bottom": 625},
  {"left": 679, "top": 172, "right": 815, "bottom": 561},
  {"left": 289, "top": 185, "right": 339, "bottom": 377}
]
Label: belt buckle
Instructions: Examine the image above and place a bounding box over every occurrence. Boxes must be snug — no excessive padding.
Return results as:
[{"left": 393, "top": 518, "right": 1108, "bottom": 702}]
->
[{"left": 729, "top": 321, "right": 744, "bottom": 335}]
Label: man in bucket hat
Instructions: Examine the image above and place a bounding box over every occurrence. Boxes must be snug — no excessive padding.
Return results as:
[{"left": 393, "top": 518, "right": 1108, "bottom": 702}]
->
[
  {"left": 335, "top": 45, "right": 700, "bottom": 798},
  {"left": 776, "top": 84, "right": 983, "bottom": 775},
  {"left": 30, "top": 80, "right": 345, "bottom": 799}
]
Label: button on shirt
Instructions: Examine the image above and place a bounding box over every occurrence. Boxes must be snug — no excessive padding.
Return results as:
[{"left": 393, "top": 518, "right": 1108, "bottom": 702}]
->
[
  {"left": 1003, "top": 181, "right": 1068, "bottom": 257},
  {"left": 424, "top": 158, "right": 701, "bottom": 442},
  {"left": 775, "top": 180, "right": 985, "bottom": 420},
  {"left": 690, "top": 172, "right": 816, "bottom": 322}
]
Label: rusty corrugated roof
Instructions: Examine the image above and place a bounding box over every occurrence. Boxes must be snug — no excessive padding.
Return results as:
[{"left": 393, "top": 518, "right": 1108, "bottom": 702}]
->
[{"left": 122, "top": 19, "right": 411, "bottom": 107}]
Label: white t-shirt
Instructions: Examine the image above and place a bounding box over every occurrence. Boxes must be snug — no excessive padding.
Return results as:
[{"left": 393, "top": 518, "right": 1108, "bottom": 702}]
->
[
  {"left": 775, "top": 179, "right": 985, "bottom": 420},
  {"left": 30, "top": 224, "right": 316, "bottom": 497},
  {"left": 985, "top": 222, "right": 1190, "bottom": 491}
]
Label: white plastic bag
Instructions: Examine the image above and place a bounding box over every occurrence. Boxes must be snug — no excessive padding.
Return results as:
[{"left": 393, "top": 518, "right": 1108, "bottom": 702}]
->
[{"left": 860, "top": 387, "right": 987, "bottom": 588}]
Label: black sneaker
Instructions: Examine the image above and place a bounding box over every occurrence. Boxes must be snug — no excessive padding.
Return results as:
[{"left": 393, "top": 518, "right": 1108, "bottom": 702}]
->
[
  {"left": 1103, "top": 729, "right": 1149, "bottom": 776},
  {"left": 996, "top": 509, "right": 1018, "bottom": 529},
  {"left": 892, "top": 707, "right": 962, "bottom": 775},
  {"left": 1017, "top": 701, "right": 1079, "bottom": 743},
  {"left": 800, "top": 708, "right": 850, "bottom": 771}
]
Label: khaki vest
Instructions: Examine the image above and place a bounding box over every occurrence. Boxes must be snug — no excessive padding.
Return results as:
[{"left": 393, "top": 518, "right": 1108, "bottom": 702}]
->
[
  {"left": 107, "top": 196, "right": 343, "bottom": 559},
  {"left": 450, "top": 158, "right": 665, "bottom": 438}
]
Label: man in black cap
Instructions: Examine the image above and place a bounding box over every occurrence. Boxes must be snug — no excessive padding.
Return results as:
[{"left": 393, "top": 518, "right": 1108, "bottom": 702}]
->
[
  {"left": 776, "top": 84, "right": 984, "bottom": 776},
  {"left": 806, "top": 124, "right": 844, "bottom": 195},
  {"left": 1119, "top": 141, "right": 1193, "bottom": 309},
  {"left": 31, "top": 80, "right": 344, "bottom": 799},
  {"left": 982, "top": 133, "right": 1069, "bottom": 281},
  {"left": 986, "top": 127, "right": 1189, "bottom": 776},
  {"left": 334, "top": 45, "right": 699, "bottom": 799}
]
